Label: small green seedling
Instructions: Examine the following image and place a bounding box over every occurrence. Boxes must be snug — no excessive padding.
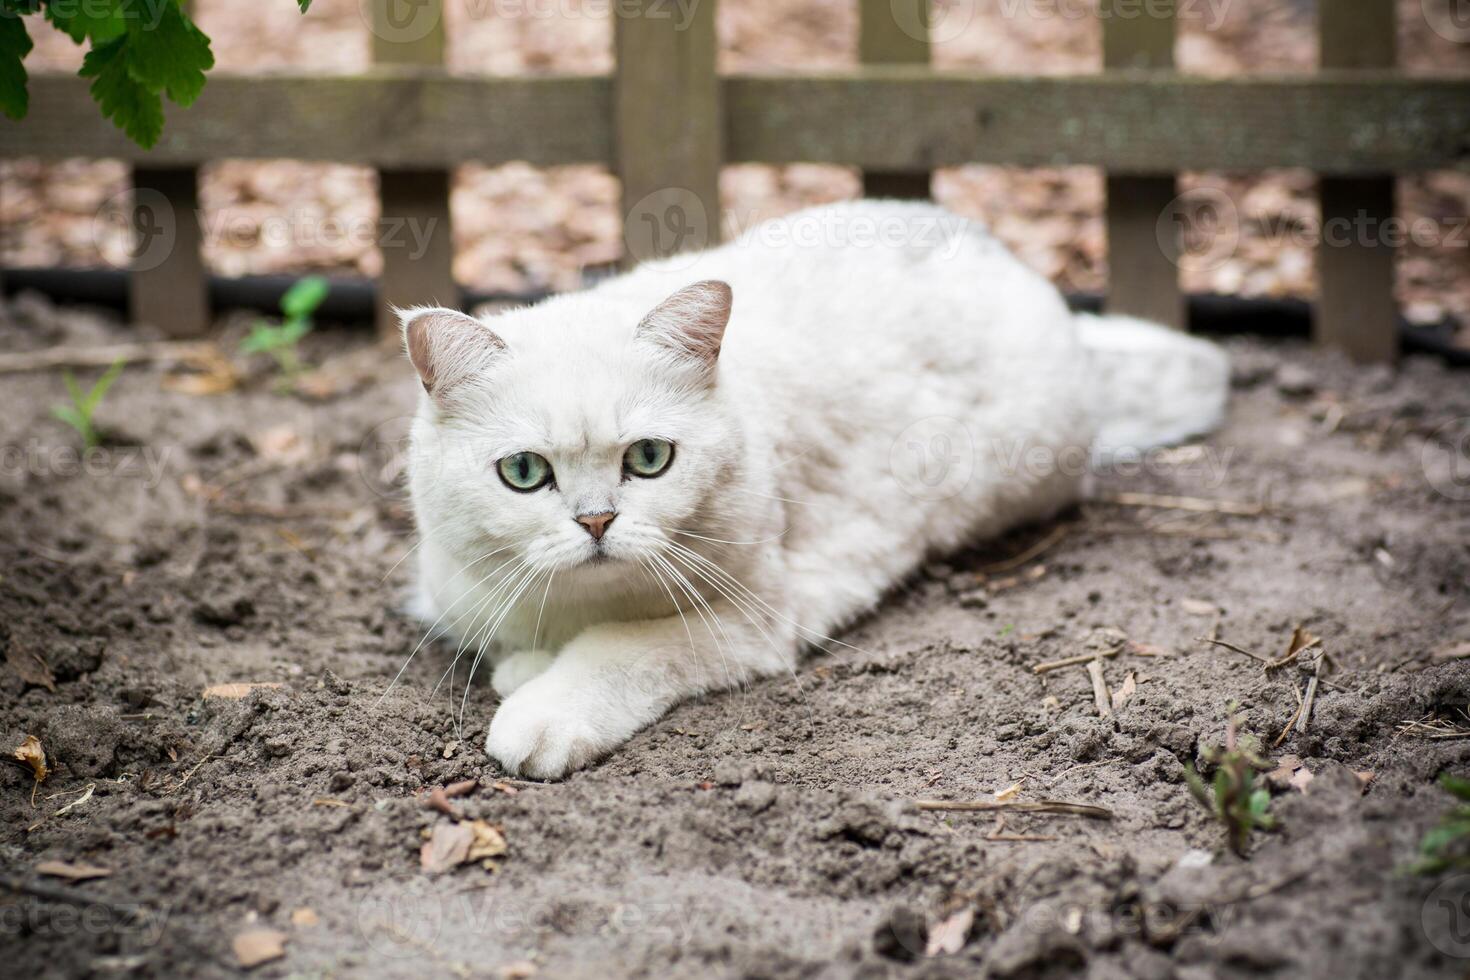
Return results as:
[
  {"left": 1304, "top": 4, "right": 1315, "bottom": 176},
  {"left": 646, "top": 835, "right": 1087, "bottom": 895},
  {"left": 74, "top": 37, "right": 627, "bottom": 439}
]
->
[
  {"left": 51, "top": 358, "right": 125, "bottom": 450},
  {"left": 1411, "top": 774, "right": 1470, "bottom": 875},
  {"left": 241, "top": 275, "right": 330, "bottom": 381},
  {"left": 1185, "top": 709, "right": 1276, "bottom": 856}
]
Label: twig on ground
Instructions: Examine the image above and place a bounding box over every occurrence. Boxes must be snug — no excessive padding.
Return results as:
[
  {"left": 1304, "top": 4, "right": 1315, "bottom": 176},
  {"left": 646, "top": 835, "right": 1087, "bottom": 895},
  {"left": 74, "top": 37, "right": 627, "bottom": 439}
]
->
[
  {"left": 915, "top": 799, "right": 1112, "bottom": 819},
  {"left": 1087, "top": 657, "right": 1113, "bottom": 720},
  {"left": 0, "top": 874, "right": 140, "bottom": 919},
  {"left": 1273, "top": 682, "right": 1307, "bottom": 747},
  {"left": 1298, "top": 657, "right": 1323, "bottom": 734},
  {"left": 1033, "top": 648, "right": 1122, "bottom": 675},
  {"left": 1096, "top": 492, "right": 1270, "bottom": 517},
  {"left": 1197, "top": 636, "right": 1271, "bottom": 663},
  {"left": 0, "top": 341, "right": 220, "bottom": 375},
  {"left": 975, "top": 525, "right": 1073, "bottom": 575}
]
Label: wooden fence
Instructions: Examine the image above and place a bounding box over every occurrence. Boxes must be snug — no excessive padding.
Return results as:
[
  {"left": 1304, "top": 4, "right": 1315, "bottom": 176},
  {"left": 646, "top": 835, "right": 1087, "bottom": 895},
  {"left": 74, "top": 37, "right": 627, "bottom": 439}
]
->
[{"left": 6, "top": 0, "right": 1470, "bottom": 363}]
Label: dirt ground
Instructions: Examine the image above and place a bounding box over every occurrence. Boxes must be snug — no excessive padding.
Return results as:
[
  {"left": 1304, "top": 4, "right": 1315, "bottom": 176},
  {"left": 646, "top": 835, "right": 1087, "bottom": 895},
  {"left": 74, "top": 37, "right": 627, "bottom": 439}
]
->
[{"left": 2, "top": 292, "right": 1470, "bottom": 978}]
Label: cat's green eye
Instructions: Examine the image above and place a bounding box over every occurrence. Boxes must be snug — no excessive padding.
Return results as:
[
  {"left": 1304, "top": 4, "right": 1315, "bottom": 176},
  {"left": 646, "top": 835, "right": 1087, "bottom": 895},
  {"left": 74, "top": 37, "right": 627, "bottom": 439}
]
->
[
  {"left": 497, "top": 452, "right": 553, "bottom": 492},
  {"left": 624, "top": 438, "right": 674, "bottom": 478}
]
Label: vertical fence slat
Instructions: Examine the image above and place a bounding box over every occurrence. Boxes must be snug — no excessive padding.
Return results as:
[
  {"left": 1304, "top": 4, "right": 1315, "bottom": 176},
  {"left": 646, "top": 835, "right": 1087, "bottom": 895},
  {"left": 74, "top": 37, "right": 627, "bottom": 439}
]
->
[
  {"left": 1317, "top": 0, "right": 1397, "bottom": 363},
  {"left": 1102, "top": 4, "right": 1183, "bottom": 330},
  {"left": 614, "top": 0, "right": 722, "bottom": 266},
  {"left": 859, "top": 0, "right": 930, "bottom": 199},
  {"left": 372, "top": 0, "right": 456, "bottom": 340},
  {"left": 129, "top": 166, "right": 208, "bottom": 337},
  {"left": 130, "top": 0, "right": 206, "bottom": 338}
]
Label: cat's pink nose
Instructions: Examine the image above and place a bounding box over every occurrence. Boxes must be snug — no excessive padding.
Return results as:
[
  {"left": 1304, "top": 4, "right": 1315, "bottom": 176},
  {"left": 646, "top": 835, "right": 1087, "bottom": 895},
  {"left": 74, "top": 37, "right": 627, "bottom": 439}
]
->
[{"left": 576, "top": 511, "right": 616, "bottom": 541}]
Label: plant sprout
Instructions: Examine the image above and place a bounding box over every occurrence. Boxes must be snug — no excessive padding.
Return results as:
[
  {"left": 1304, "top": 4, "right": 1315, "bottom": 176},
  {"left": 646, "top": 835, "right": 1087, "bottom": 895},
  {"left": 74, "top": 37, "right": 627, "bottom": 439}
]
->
[
  {"left": 51, "top": 358, "right": 125, "bottom": 449},
  {"left": 240, "top": 275, "right": 329, "bottom": 382},
  {"left": 1184, "top": 708, "right": 1277, "bottom": 856}
]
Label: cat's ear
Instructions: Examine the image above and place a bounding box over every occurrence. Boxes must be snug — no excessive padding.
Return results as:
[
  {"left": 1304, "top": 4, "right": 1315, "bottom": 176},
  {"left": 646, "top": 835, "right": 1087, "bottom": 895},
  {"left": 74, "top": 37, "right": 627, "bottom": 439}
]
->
[
  {"left": 399, "top": 306, "right": 508, "bottom": 407},
  {"left": 635, "top": 280, "right": 732, "bottom": 374}
]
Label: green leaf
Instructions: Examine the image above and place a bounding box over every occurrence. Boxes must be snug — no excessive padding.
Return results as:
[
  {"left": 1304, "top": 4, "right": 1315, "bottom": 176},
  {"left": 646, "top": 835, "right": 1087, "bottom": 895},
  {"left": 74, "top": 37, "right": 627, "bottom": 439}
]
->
[
  {"left": 280, "top": 275, "right": 329, "bottom": 319},
  {"left": 84, "top": 358, "right": 126, "bottom": 414},
  {"left": 1248, "top": 788, "right": 1271, "bottom": 819},
  {"left": 298, "top": 0, "right": 312, "bottom": 9},
  {"left": 125, "top": 0, "right": 213, "bottom": 107},
  {"left": 1441, "top": 774, "right": 1470, "bottom": 802},
  {"left": 80, "top": 34, "right": 165, "bottom": 147},
  {"left": 45, "top": 0, "right": 125, "bottom": 44},
  {"left": 51, "top": 404, "right": 85, "bottom": 431},
  {"left": 240, "top": 324, "right": 283, "bottom": 355},
  {"left": 62, "top": 369, "right": 86, "bottom": 411},
  {"left": 0, "top": 11, "right": 31, "bottom": 120}
]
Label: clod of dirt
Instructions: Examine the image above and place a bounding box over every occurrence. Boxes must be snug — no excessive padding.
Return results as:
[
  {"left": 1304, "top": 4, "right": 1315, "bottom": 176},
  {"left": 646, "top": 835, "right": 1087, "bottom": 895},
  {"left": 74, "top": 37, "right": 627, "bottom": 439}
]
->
[{"left": 232, "top": 928, "right": 287, "bottom": 969}]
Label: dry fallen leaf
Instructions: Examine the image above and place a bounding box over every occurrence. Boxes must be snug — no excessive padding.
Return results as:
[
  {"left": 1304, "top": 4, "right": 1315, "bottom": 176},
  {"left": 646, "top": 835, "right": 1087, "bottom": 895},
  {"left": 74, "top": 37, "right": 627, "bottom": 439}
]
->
[
  {"left": 993, "top": 781, "right": 1023, "bottom": 802},
  {"left": 467, "top": 820, "right": 508, "bottom": 861},
  {"left": 420, "top": 821, "right": 475, "bottom": 874},
  {"left": 35, "top": 860, "right": 112, "bottom": 881},
  {"left": 1110, "top": 672, "right": 1137, "bottom": 711},
  {"left": 202, "top": 683, "right": 285, "bottom": 700},
  {"left": 232, "top": 928, "right": 288, "bottom": 969},
  {"left": 290, "top": 907, "right": 319, "bottom": 928},
  {"left": 249, "top": 425, "right": 310, "bottom": 464},
  {"left": 1266, "top": 755, "right": 1314, "bottom": 793},
  {"left": 925, "top": 907, "right": 975, "bottom": 957},
  {"left": 13, "top": 735, "right": 48, "bottom": 783},
  {"left": 1181, "top": 598, "right": 1217, "bottom": 617}
]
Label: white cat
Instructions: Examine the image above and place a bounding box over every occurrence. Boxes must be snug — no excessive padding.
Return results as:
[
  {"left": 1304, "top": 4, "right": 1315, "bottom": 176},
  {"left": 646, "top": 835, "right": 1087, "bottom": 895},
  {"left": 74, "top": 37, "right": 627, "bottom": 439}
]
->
[{"left": 399, "top": 201, "right": 1228, "bottom": 779}]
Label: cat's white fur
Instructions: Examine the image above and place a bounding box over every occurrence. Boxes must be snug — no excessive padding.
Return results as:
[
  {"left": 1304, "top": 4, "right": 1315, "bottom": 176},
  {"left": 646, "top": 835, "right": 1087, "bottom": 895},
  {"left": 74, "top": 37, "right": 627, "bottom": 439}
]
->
[{"left": 400, "top": 201, "right": 1228, "bottom": 779}]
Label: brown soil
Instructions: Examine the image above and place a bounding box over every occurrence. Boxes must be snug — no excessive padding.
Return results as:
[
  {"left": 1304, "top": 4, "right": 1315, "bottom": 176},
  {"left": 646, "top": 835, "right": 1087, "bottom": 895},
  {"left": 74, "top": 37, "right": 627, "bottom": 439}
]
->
[{"left": 2, "top": 294, "right": 1470, "bottom": 978}]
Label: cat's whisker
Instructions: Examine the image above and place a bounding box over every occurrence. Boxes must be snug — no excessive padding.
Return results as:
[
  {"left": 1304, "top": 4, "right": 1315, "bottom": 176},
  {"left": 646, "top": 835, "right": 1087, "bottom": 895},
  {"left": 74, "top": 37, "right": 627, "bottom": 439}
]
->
[
  {"left": 431, "top": 558, "right": 535, "bottom": 700},
  {"left": 664, "top": 540, "right": 869, "bottom": 663},
  {"left": 457, "top": 563, "right": 552, "bottom": 731},
  {"left": 644, "top": 557, "right": 734, "bottom": 697},
  {"left": 374, "top": 548, "right": 520, "bottom": 709},
  {"left": 669, "top": 527, "right": 790, "bottom": 546},
  {"left": 648, "top": 553, "right": 743, "bottom": 701},
  {"left": 726, "top": 487, "right": 822, "bottom": 507},
  {"left": 660, "top": 548, "right": 814, "bottom": 724}
]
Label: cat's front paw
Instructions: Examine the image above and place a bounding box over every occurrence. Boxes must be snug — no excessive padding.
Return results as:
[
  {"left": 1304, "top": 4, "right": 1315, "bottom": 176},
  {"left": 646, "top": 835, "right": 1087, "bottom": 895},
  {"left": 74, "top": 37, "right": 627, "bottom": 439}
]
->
[
  {"left": 485, "top": 683, "right": 624, "bottom": 780},
  {"left": 490, "top": 650, "right": 555, "bottom": 697}
]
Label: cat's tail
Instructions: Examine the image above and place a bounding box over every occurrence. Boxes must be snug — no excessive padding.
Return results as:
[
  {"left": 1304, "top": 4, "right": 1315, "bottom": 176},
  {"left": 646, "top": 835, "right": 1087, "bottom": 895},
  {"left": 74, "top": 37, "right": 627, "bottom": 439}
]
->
[{"left": 1075, "top": 313, "right": 1230, "bottom": 461}]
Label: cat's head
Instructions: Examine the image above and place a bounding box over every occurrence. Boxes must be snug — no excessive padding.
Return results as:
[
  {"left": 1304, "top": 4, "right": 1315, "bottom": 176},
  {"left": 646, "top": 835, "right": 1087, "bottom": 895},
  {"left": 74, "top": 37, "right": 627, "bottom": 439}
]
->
[{"left": 401, "top": 281, "right": 745, "bottom": 580}]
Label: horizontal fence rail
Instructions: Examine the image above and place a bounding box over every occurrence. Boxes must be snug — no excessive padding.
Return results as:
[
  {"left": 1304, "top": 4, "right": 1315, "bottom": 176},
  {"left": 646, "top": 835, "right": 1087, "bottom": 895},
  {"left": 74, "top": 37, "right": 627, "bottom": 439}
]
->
[{"left": 11, "top": 71, "right": 1469, "bottom": 175}]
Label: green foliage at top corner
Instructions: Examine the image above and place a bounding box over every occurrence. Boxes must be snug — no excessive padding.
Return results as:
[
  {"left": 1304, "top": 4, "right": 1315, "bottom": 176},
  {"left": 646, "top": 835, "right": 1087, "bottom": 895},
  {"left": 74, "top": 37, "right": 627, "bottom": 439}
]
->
[
  {"left": 1412, "top": 774, "right": 1470, "bottom": 876},
  {"left": 3, "top": 0, "right": 309, "bottom": 146}
]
